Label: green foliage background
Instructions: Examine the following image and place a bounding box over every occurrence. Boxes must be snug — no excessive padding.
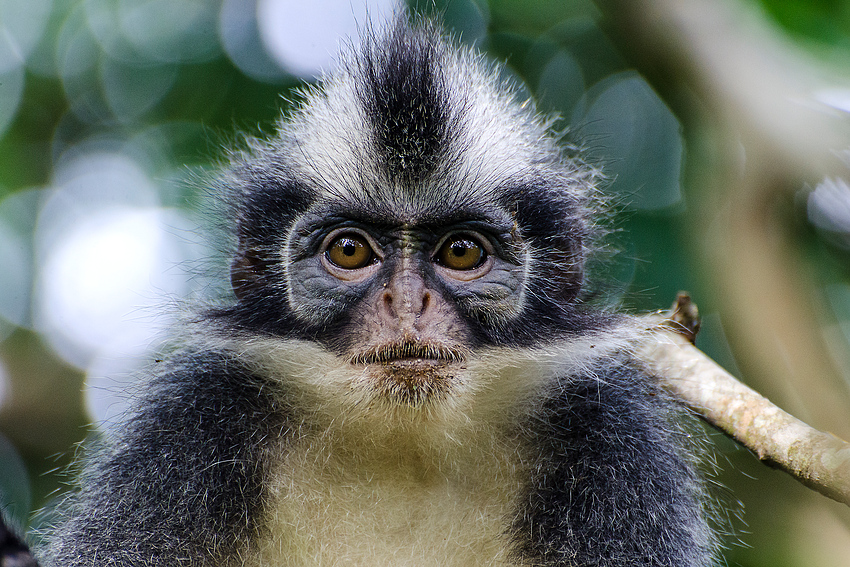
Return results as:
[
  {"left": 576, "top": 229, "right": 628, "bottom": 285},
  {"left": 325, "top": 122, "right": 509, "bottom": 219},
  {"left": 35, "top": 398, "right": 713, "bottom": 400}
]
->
[{"left": 1, "top": 1, "right": 849, "bottom": 565}]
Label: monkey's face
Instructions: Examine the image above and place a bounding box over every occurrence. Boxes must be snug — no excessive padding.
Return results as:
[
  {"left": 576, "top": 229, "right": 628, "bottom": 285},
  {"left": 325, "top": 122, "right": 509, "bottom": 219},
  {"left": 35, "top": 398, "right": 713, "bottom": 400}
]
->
[
  {"left": 276, "top": 202, "right": 529, "bottom": 405},
  {"left": 223, "top": 21, "right": 598, "bottom": 407}
]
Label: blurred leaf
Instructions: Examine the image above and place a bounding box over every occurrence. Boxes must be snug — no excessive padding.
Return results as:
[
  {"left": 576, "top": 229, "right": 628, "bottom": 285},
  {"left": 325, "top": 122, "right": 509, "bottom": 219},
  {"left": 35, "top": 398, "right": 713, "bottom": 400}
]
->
[
  {"left": 488, "top": 0, "right": 599, "bottom": 32},
  {"left": 535, "top": 50, "right": 585, "bottom": 115},
  {"left": 410, "top": 0, "right": 490, "bottom": 44},
  {"left": 574, "top": 72, "right": 683, "bottom": 211},
  {"left": 757, "top": 0, "right": 850, "bottom": 48},
  {"left": 0, "top": 67, "right": 25, "bottom": 140},
  {"left": 0, "top": 434, "right": 31, "bottom": 528}
]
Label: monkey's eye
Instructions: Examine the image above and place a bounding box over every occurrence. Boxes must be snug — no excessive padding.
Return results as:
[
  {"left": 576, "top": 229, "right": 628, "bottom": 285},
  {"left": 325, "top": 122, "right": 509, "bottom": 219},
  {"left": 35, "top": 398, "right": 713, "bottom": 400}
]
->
[
  {"left": 325, "top": 233, "right": 375, "bottom": 269},
  {"left": 436, "top": 235, "right": 486, "bottom": 270}
]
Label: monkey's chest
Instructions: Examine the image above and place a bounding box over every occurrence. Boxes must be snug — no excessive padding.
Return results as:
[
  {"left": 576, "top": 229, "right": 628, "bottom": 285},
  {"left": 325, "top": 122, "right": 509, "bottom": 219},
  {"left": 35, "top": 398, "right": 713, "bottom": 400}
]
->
[{"left": 247, "top": 441, "right": 524, "bottom": 566}]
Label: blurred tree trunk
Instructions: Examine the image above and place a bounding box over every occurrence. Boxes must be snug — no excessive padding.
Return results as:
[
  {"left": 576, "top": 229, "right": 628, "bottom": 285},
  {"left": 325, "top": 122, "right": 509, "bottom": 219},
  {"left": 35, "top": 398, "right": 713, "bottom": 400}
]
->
[
  {"left": 598, "top": 0, "right": 850, "bottom": 438},
  {"left": 597, "top": 1, "right": 850, "bottom": 564}
]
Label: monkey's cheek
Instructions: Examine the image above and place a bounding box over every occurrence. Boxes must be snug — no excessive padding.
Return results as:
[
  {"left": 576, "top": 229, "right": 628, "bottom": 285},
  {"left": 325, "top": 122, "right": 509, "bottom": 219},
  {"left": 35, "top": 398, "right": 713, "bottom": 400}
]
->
[{"left": 367, "top": 361, "right": 457, "bottom": 406}]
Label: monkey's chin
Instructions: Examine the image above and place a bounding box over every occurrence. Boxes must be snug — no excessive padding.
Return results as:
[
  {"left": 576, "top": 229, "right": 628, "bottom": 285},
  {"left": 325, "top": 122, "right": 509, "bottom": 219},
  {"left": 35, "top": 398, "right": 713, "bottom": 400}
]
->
[{"left": 368, "top": 359, "right": 456, "bottom": 406}]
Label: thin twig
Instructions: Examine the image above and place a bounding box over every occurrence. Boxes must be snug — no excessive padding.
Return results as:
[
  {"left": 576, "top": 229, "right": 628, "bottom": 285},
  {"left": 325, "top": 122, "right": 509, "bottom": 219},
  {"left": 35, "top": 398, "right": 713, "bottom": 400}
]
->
[{"left": 637, "top": 294, "right": 850, "bottom": 507}]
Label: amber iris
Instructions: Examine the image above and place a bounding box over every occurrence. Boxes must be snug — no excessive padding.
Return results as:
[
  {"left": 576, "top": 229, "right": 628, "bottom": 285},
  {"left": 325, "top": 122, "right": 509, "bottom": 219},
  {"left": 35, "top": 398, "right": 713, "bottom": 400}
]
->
[
  {"left": 326, "top": 234, "right": 373, "bottom": 269},
  {"left": 438, "top": 235, "right": 484, "bottom": 270}
]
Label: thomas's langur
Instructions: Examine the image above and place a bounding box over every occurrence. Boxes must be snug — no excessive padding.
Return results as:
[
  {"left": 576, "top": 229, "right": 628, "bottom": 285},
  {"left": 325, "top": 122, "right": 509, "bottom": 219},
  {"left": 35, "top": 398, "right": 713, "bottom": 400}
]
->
[{"left": 37, "top": 17, "right": 717, "bottom": 567}]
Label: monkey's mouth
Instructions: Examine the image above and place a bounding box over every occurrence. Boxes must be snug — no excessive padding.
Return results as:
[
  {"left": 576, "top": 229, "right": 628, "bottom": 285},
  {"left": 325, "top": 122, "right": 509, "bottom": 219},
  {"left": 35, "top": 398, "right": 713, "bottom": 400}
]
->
[
  {"left": 349, "top": 341, "right": 465, "bottom": 405},
  {"left": 350, "top": 340, "right": 466, "bottom": 366}
]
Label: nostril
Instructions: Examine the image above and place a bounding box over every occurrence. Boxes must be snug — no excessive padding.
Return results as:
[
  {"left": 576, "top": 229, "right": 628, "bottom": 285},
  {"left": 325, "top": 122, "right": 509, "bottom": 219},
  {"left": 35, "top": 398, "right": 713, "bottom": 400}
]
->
[
  {"left": 381, "top": 291, "right": 395, "bottom": 318},
  {"left": 420, "top": 292, "right": 431, "bottom": 314}
]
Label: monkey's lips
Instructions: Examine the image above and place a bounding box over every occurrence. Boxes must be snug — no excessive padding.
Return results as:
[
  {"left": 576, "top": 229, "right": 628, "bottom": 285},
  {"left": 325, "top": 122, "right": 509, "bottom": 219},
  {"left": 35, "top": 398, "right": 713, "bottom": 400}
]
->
[
  {"left": 350, "top": 341, "right": 465, "bottom": 403},
  {"left": 350, "top": 340, "right": 466, "bottom": 366}
]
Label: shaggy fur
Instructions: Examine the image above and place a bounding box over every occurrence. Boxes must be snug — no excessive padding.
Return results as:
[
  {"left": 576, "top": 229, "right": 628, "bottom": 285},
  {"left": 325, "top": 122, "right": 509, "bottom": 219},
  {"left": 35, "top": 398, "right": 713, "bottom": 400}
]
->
[{"left": 39, "top": 17, "right": 717, "bottom": 567}]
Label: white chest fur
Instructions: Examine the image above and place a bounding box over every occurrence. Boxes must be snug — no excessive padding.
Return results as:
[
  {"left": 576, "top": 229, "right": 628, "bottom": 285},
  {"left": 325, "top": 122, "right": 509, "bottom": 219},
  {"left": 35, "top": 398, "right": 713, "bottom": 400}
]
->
[
  {"left": 247, "top": 424, "right": 527, "bottom": 567},
  {"left": 231, "top": 330, "right": 635, "bottom": 566}
]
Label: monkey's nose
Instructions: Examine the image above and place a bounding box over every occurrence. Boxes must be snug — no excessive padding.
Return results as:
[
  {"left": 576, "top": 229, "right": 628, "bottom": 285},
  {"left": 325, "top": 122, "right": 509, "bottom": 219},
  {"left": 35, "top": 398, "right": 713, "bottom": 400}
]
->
[{"left": 381, "top": 268, "right": 432, "bottom": 326}]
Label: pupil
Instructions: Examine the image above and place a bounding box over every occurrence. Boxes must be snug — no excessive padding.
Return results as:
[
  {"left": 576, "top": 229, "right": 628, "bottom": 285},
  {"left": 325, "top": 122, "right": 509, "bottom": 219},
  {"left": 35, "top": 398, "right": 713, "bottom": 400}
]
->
[
  {"left": 343, "top": 242, "right": 356, "bottom": 256},
  {"left": 452, "top": 244, "right": 466, "bottom": 257}
]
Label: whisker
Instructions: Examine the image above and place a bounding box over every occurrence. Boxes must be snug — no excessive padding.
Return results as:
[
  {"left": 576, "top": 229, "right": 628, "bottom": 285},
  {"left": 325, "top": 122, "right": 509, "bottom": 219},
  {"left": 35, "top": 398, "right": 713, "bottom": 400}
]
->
[{"left": 350, "top": 341, "right": 467, "bottom": 365}]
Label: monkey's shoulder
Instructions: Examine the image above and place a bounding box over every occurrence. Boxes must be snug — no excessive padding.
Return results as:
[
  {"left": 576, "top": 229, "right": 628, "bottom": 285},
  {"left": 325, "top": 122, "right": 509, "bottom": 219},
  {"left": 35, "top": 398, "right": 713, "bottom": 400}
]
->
[{"left": 39, "top": 350, "right": 290, "bottom": 566}]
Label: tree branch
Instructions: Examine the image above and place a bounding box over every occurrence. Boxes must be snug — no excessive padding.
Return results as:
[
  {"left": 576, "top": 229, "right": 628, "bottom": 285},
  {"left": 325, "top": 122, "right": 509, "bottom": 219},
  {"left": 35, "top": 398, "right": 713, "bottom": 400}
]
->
[{"left": 637, "top": 294, "right": 850, "bottom": 507}]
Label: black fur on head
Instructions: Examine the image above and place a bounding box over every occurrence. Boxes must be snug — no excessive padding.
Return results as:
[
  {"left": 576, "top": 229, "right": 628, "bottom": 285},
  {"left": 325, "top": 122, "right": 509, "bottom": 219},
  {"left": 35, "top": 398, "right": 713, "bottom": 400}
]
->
[{"left": 358, "top": 20, "right": 450, "bottom": 182}]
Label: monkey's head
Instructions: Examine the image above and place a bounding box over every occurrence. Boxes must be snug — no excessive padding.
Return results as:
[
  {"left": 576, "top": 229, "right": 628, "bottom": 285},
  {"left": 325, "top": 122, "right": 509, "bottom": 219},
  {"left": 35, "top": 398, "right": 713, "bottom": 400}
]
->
[{"left": 219, "top": 20, "right": 603, "bottom": 406}]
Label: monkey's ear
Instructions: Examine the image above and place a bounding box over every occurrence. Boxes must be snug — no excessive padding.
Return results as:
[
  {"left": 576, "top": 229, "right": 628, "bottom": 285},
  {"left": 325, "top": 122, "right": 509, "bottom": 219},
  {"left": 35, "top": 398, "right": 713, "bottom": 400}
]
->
[{"left": 230, "top": 247, "right": 270, "bottom": 300}]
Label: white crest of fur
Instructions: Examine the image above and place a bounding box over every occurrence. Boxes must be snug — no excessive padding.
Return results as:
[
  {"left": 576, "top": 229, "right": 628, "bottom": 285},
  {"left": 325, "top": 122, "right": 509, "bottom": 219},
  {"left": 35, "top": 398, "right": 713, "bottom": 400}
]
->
[{"left": 270, "top": 24, "right": 558, "bottom": 207}]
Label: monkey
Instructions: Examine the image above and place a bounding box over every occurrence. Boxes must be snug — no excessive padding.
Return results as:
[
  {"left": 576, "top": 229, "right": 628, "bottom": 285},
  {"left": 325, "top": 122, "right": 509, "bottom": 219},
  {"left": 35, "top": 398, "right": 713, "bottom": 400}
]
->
[{"left": 36, "top": 16, "right": 718, "bottom": 567}]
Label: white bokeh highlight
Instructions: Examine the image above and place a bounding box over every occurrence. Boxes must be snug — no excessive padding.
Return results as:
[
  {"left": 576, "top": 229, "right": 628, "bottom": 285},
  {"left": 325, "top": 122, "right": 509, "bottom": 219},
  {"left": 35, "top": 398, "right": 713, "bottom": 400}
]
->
[
  {"left": 256, "top": 0, "right": 399, "bottom": 78},
  {"left": 0, "top": 0, "right": 53, "bottom": 73},
  {"left": 815, "top": 88, "right": 850, "bottom": 115},
  {"left": 33, "top": 149, "right": 205, "bottom": 426},
  {"left": 219, "top": 0, "right": 290, "bottom": 82},
  {"left": 809, "top": 177, "right": 850, "bottom": 236},
  {"left": 38, "top": 207, "right": 179, "bottom": 360},
  {"left": 83, "top": 0, "right": 219, "bottom": 63}
]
